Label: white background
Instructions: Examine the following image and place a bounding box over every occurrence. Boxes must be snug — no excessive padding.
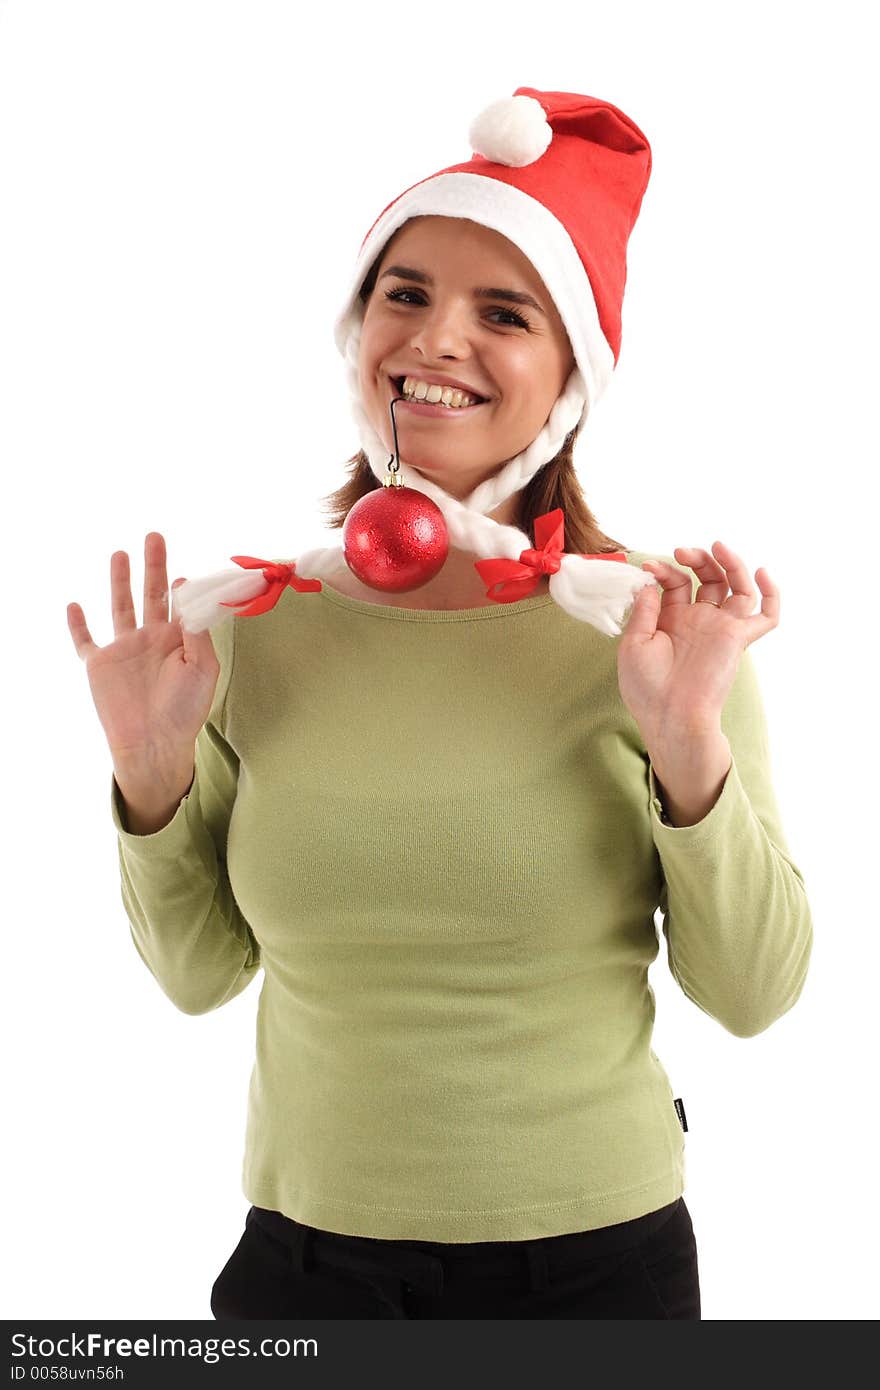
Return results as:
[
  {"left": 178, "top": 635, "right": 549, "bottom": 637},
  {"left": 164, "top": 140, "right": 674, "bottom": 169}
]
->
[{"left": 1, "top": 0, "right": 876, "bottom": 1322}]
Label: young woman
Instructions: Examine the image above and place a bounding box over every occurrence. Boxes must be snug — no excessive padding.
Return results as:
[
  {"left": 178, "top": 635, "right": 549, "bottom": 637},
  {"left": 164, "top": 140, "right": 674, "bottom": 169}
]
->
[{"left": 67, "top": 88, "right": 813, "bottom": 1320}]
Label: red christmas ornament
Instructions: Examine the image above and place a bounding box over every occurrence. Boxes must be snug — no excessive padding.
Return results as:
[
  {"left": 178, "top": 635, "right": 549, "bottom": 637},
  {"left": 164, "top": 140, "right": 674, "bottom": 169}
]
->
[
  {"left": 343, "top": 485, "right": 448, "bottom": 592},
  {"left": 342, "top": 396, "right": 449, "bottom": 592}
]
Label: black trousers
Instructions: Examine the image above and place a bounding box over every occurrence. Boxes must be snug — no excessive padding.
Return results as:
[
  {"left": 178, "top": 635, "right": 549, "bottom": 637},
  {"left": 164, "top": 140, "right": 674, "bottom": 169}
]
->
[{"left": 210, "top": 1196, "right": 701, "bottom": 1320}]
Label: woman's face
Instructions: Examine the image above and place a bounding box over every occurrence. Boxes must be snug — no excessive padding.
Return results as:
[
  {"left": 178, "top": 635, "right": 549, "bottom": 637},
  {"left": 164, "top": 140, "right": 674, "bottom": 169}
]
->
[{"left": 358, "top": 216, "right": 576, "bottom": 503}]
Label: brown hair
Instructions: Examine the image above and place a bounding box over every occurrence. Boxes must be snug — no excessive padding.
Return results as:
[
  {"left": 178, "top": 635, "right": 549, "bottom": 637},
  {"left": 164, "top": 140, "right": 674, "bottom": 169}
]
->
[{"left": 318, "top": 227, "right": 629, "bottom": 557}]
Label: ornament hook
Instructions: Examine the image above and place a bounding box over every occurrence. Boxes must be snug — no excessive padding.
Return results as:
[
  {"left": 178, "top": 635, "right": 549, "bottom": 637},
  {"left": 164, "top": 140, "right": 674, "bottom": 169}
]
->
[{"left": 385, "top": 395, "right": 406, "bottom": 488}]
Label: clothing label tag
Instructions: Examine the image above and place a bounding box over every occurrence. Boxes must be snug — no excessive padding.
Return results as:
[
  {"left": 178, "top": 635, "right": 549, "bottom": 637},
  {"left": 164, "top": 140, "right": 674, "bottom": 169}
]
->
[{"left": 674, "top": 1097, "right": 688, "bottom": 1132}]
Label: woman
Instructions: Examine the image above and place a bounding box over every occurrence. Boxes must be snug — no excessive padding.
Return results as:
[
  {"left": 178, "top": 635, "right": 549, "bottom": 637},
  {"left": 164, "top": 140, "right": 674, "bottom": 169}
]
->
[{"left": 67, "top": 88, "right": 813, "bottom": 1320}]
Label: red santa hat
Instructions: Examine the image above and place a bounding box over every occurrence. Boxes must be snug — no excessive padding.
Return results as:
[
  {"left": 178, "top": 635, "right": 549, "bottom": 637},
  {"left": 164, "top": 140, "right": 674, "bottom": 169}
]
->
[
  {"left": 336, "top": 87, "right": 651, "bottom": 404},
  {"left": 173, "top": 87, "right": 659, "bottom": 636}
]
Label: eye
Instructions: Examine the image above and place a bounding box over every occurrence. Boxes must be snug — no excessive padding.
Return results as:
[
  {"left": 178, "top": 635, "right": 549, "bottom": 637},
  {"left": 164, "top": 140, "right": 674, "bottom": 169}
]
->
[
  {"left": 383, "top": 284, "right": 425, "bottom": 304},
  {"left": 492, "top": 307, "right": 531, "bottom": 329},
  {"left": 382, "top": 287, "right": 531, "bottom": 330}
]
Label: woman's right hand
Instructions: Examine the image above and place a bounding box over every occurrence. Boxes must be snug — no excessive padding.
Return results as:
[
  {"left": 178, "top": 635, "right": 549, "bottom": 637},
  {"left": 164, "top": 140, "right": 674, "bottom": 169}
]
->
[{"left": 67, "top": 532, "right": 221, "bottom": 793}]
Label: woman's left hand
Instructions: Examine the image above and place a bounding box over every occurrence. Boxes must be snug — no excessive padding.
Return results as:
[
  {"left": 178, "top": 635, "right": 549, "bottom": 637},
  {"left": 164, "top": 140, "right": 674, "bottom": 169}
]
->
[{"left": 617, "top": 541, "right": 780, "bottom": 751}]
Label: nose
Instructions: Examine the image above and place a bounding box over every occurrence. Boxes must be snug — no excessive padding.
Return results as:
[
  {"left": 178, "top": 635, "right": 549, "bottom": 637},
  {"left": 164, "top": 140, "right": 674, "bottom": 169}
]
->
[{"left": 408, "top": 298, "right": 473, "bottom": 361}]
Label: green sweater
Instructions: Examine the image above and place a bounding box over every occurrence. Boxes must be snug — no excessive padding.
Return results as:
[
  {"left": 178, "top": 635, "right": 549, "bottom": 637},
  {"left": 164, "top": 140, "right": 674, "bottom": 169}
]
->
[{"left": 110, "top": 550, "right": 813, "bottom": 1243}]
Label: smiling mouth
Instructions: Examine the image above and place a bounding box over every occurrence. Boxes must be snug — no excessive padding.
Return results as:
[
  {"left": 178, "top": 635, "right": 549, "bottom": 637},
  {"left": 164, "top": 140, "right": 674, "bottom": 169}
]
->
[{"left": 389, "top": 376, "right": 488, "bottom": 408}]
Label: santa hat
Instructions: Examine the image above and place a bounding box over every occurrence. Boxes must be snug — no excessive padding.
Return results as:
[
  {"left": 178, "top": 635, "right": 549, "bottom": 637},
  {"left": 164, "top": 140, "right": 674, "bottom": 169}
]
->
[{"left": 173, "top": 87, "right": 659, "bottom": 637}]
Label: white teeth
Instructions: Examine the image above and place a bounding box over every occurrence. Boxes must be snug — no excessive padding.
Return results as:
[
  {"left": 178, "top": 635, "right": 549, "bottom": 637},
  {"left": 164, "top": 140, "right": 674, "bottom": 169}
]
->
[{"left": 401, "top": 375, "right": 480, "bottom": 408}]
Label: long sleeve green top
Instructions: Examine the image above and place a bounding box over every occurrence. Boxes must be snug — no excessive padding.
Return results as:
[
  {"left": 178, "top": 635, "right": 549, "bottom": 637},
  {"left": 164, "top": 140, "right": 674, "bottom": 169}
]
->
[{"left": 110, "top": 550, "right": 813, "bottom": 1243}]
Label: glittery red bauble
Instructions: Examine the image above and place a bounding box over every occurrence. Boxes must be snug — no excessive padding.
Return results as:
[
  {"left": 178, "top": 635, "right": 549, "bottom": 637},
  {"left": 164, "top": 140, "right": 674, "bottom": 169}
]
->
[{"left": 343, "top": 485, "right": 449, "bottom": 592}]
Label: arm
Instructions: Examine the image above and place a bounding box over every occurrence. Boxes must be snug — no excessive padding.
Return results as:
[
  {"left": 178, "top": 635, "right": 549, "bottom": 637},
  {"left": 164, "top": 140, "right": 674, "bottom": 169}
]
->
[
  {"left": 642, "top": 562, "right": 813, "bottom": 1038},
  {"left": 110, "top": 615, "right": 261, "bottom": 1015}
]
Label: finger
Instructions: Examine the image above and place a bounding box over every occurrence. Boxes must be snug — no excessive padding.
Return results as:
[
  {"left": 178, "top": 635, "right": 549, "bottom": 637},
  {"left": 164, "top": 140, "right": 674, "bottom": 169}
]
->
[
  {"left": 67, "top": 601, "right": 99, "bottom": 662},
  {"left": 170, "top": 578, "right": 218, "bottom": 666},
  {"left": 622, "top": 577, "right": 660, "bottom": 639},
  {"left": 111, "top": 549, "right": 137, "bottom": 638},
  {"left": 741, "top": 568, "right": 781, "bottom": 644},
  {"left": 143, "top": 531, "right": 170, "bottom": 626},
  {"left": 168, "top": 576, "right": 186, "bottom": 629},
  {"left": 703, "top": 541, "right": 757, "bottom": 610},
  {"left": 169, "top": 575, "right": 188, "bottom": 618},
  {"left": 669, "top": 546, "right": 730, "bottom": 604},
  {"left": 640, "top": 558, "right": 694, "bottom": 607}
]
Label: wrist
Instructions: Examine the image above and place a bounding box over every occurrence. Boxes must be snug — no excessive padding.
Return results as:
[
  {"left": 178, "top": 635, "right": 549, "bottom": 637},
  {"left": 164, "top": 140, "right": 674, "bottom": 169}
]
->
[
  {"left": 113, "top": 767, "right": 194, "bottom": 836},
  {"left": 113, "top": 758, "right": 195, "bottom": 815},
  {"left": 649, "top": 733, "right": 732, "bottom": 828}
]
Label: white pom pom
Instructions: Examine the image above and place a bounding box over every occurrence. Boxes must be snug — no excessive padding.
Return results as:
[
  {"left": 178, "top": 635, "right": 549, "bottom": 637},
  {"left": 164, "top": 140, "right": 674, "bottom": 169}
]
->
[{"left": 468, "top": 95, "right": 552, "bottom": 168}]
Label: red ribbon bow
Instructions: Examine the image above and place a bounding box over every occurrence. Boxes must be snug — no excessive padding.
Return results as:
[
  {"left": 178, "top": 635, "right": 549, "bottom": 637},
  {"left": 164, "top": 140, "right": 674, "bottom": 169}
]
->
[
  {"left": 219, "top": 556, "right": 323, "bottom": 618},
  {"left": 473, "top": 509, "right": 628, "bottom": 602}
]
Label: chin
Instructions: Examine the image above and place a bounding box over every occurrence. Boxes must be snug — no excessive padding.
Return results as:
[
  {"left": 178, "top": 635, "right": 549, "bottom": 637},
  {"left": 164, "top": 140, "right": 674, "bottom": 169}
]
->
[{"left": 403, "top": 458, "right": 459, "bottom": 482}]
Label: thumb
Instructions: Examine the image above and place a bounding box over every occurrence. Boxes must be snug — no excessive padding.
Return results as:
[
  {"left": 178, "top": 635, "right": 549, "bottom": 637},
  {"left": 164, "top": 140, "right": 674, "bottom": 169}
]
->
[
  {"left": 622, "top": 581, "right": 658, "bottom": 641},
  {"left": 170, "top": 577, "right": 218, "bottom": 666}
]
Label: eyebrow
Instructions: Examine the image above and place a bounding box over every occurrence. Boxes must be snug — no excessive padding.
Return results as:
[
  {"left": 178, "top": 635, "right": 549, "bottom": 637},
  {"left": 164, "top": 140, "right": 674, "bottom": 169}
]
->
[{"left": 379, "top": 264, "right": 546, "bottom": 315}]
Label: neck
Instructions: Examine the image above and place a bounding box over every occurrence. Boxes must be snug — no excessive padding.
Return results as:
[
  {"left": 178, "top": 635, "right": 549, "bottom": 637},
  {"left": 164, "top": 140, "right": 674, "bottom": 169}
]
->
[{"left": 329, "top": 545, "right": 550, "bottom": 610}]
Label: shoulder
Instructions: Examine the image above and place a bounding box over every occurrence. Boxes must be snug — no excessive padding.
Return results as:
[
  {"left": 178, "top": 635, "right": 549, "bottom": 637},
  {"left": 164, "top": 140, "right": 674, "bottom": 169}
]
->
[{"left": 205, "top": 553, "right": 300, "bottom": 702}]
